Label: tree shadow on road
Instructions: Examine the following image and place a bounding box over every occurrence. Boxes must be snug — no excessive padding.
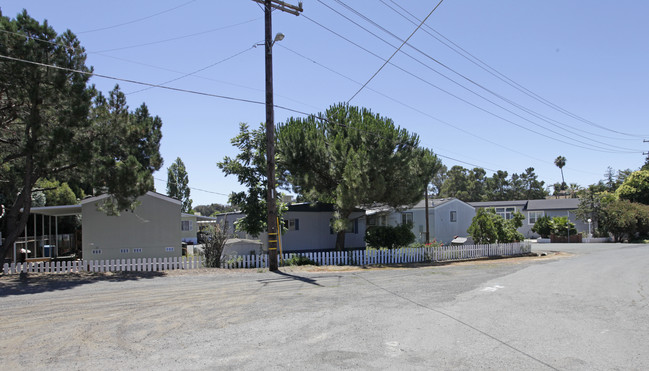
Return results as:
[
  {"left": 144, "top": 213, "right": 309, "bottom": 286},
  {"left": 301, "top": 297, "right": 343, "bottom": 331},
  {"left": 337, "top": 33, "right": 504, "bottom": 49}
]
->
[{"left": 0, "top": 271, "right": 167, "bottom": 297}]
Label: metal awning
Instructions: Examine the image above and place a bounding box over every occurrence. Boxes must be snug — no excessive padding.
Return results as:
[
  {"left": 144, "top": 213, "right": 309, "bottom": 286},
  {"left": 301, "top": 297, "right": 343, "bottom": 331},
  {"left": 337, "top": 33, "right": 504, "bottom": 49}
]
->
[{"left": 28, "top": 204, "right": 82, "bottom": 217}]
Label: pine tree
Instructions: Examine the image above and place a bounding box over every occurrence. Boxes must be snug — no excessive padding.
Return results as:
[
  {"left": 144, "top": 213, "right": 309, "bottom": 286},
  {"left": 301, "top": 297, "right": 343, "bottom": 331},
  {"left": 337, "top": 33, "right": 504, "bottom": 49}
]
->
[{"left": 167, "top": 157, "right": 192, "bottom": 213}]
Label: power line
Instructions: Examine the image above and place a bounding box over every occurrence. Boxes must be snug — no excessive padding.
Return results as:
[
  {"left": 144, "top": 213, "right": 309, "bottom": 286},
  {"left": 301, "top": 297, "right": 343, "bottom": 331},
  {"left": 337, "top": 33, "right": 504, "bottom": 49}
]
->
[
  {"left": 333, "top": 0, "right": 642, "bottom": 150},
  {"left": 382, "top": 0, "right": 648, "bottom": 139},
  {"left": 90, "top": 18, "right": 260, "bottom": 53},
  {"left": 346, "top": 0, "right": 445, "bottom": 103},
  {"left": 306, "top": 5, "right": 640, "bottom": 154},
  {"left": 153, "top": 177, "right": 231, "bottom": 197},
  {"left": 126, "top": 45, "right": 257, "bottom": 95},
  {"left": 78, "top": 0, "right": 197, "bottom": 34},
  {"left": 0, "top": 51, "right": 598, "bottom": 178}
]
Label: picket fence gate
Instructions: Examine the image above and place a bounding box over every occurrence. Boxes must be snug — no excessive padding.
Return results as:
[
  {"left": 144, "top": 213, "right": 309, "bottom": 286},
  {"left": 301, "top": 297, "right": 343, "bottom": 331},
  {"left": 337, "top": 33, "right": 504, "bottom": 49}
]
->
[{"left": 2, "top": 242, "right": 531, "bottom": 275}]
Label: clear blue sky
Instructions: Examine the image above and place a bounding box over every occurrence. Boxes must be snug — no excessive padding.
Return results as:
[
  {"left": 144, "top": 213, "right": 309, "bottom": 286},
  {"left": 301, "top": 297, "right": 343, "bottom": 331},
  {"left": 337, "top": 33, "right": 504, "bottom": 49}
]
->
[{"left": 3, "top": 1, "right": 648, "bottom": 206}]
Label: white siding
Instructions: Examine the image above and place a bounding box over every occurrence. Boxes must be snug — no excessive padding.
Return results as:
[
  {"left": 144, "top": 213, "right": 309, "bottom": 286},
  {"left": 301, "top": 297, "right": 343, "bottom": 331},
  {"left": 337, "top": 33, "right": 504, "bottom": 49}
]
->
[{"left": 82, "top": 193, "right": 182, "bottom": 260}]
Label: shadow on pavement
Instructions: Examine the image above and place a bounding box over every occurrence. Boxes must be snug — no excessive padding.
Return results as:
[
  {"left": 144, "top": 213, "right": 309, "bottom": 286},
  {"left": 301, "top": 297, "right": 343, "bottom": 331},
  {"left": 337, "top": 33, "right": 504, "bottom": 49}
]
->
[
  {"left": 256, "top": 270, "right": 325, "bottom": 287},
  {"left": 0, "top": 271, "right": 167, "bottom": 297}
]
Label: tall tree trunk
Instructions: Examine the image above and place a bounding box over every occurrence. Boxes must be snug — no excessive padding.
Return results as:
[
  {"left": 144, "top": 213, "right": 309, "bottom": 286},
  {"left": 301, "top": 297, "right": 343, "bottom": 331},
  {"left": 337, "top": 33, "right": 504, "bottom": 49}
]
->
[
  {"left": 335, "top": 230, "right": 345, "bottom": 251},
  {"left": 0, "top": 161, "right": 34, "bottom": 260}
]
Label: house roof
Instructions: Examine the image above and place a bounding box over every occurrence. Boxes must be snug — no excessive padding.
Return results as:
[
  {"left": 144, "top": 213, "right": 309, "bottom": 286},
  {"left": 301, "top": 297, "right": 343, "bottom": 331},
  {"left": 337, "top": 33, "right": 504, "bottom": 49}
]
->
[
  {"left": 526, "top": 198, "right": 580, "bottom": 211},
  {"left": 80, "top": 191, "right": 181, "bottom": 205},
  {"left": 468, "top": 198, "right": 580, "bottom": 211},
  {"left": 468, "top": 200, "right": 528, "bottom": 208},
  {"left": 29, "top": 204, "right": 82, "bottom": 217},
  {"left": 411, "top": 198, "right": 461, "bottom": 209},
  {"left": 28, "top": 191, "right": 181, "bottom": 216},
  {"left": 287, "top": 202, "right": 364, "bottom": 213}
]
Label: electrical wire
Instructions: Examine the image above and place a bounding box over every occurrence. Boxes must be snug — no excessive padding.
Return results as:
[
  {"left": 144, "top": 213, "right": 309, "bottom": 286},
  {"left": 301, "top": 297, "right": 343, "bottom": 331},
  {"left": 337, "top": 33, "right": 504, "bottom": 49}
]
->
[
  {"left": 90, "top": 18, "right": 260, "bottom": 53},
  {"left": 346, "top": 0, "right": 445, "bottom": 103},
  {"left": 153, "top": 177, "right": 231, "bottom": 197},
  {"left": 383, "top": 0, "right": 647, "bottom": 139},
  {"left": 333, "top": 0, "right": 643, "bottom": 149},
  {"left": 319, "top": 0, "right": 641, "bottom": 154},
  {"left": 306, "top": 6, "right": 640, "bottom": 154},
  {"left": 126, "top": 45, "right": 257, "bottom": 95},
  {"left": 78, "top": 0, "right": 197, "bottom": 34}
]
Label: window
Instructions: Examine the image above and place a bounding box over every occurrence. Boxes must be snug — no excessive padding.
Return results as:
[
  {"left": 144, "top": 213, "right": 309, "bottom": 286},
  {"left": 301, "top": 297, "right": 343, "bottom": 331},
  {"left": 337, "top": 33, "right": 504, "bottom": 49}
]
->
[
  {"left": 165, "top": 247, "right": 175, "bottom": 252},
  {"left": 330, "top": 219, "right": 358, "bottom": 234},
  {"left": 283, "top": 218, "right": 300, "bottom": 231},
  {"left": 402, "top": 212, "right": 413, "bottom": 225},
  {"left": 133, "top": 248, "right": 143, "bottom": 253},
  {"left": 367, "top": 215, "right": 388, "bottom": 227},
  {"left": 91, "top": 249, "right": 102, "bottom": 255},
  {"left": 529, "top": 211, "right": 544, "bottom": 224},
  {"left": 120, "top": 248, "right": 129, "bottom": 254},
  {"left": 181, "top": 220, "right": 193, "bottom": 231},
  {"left": 450, "top": 211, "right": 457, "bottom": 222},
  {"left": 495, "top": 207, "right": 516, "bottom": 220}
]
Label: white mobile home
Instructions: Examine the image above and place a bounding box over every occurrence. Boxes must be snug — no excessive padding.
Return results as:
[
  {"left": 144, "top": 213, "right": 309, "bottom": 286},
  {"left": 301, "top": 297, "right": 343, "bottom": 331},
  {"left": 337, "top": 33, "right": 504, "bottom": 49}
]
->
[
  {"left": 280, "top": 203, "right": 366, "bottom": 252},
  {"left": 367, "top": 198, "right": 476, "bottom": 245},
  {"left": 82, "top": 192, "right": 182, "bottom": 260}
]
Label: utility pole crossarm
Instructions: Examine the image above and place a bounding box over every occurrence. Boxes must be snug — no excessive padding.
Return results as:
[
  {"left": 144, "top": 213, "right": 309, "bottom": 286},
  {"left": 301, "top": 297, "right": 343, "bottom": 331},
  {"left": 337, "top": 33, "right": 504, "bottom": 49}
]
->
[{"left": 252, "top": 0, "right": 303, "bottom": 16}]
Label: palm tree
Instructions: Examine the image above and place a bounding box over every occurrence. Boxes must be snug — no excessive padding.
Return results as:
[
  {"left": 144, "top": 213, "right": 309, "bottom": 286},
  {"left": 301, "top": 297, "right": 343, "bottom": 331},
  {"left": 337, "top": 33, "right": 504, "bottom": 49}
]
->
[{"left": 554, "top": 156, "right": 566, "bottom": 190}]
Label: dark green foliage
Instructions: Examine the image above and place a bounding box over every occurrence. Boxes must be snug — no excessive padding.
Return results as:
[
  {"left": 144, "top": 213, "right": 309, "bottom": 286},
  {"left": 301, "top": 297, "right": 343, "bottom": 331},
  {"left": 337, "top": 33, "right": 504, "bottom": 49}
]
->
[
  {"left": 35, "top": 179, "right": 77, "bottom": 206},
  {"left": 283, "top": 254, "right": 318, "bottom": 266},
  {"left": 167, "top": 157, "right": 192, "bottom": 212},
  {"left": 365, "top": 223, "right": 416, "bottom": 249},
  {"left": 599, "top": 199, "right": 649, "bottom": 242},
  {"left": 550, "top": 216, "right": 577, "bottom": 237},
  {"left": 531, "top": 215, "right": 553, "bottom": 238},
  {"left": 616, "top": 170, "right": 649, "bottom": 205},
  {"left": 277, "top": 103, "right": 440, "bottom": 250},
  {"left": 217, "top": 123, "right": 279, "bottom": 237},
  {"left": 194, "top": 203, "right": 234, "bottom": 216},
  {"left": 468, "top": 208, "right": 524, "bottom": 244},
  {"left": 439, "top": 166, "right": 547, "bottom": 202},
  {"left": 0, "top": 12, "right": 163, "bottom": 258}
]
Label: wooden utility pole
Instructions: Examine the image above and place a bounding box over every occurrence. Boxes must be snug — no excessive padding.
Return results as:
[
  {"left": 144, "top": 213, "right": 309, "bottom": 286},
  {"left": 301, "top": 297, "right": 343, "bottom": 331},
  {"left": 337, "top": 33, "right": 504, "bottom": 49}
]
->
[
  {"left": 424, "top": 188, "right": 430, "bottom": 244},
  {"left": 253, "top": 0, "right": 302, "bottom": 271}
]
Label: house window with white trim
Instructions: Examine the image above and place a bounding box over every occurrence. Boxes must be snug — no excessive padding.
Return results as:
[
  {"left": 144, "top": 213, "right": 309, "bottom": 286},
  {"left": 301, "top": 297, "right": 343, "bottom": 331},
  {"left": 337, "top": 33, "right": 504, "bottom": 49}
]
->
[
  {"left": 495, "top": 207, "right": 516, "bottom": 220},
  {"left": 528, "top": 211, "right": 544, "bottom": 225},
  {"left": 181, "top": 220, "right": 193, "bottom": 231},
  {"left": 402, "top": 212, "right": 413, "bottom": 225},
  {"left": 450, "top": 210, "right": 457, "bottom": 222}
]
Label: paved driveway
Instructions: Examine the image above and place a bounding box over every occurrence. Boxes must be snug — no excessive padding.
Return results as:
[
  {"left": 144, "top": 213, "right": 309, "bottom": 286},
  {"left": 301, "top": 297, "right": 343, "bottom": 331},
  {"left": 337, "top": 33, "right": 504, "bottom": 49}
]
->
[{"left": 1, "top": 243, "right": 647, "bottom": 370}]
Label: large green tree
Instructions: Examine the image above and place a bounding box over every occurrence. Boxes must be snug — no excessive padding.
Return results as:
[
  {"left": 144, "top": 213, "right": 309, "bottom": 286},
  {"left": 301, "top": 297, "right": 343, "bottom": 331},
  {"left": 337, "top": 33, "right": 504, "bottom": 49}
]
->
[
  {"left": 616, "top": 170, "right": 649, "bottom": 205},
  {"left": 217, "top": 123, "right": 275, "bottom": 237},
  {"left": 0, "top": 11, "right": 163, "bottom": 259},
  {"left": 277, "top": 103, "right": 440, "bottom": 251},
  {"left": 167, "top": 157, "right": 192, "bottom": 212}
]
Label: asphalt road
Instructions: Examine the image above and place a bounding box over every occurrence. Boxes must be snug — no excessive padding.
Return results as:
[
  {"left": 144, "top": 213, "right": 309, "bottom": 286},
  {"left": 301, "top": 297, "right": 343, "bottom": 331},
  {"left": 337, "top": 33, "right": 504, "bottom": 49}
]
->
[{"left": 0, "top": 243, "right": 647, "bottom": 370}]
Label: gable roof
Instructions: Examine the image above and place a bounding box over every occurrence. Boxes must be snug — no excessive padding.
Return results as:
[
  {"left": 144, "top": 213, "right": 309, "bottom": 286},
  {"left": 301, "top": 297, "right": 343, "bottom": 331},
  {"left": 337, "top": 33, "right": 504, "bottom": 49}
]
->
[
  {"left": 411, "top": 197, "right": 470, "bottom": 209},
  {"left": 80, "top": 191, "right": 181, "bottom": 206},
  {"left": 468, "top": 198, "right": 580, "bottom": 211},
  {"left": 287, "top": 202, "right": 364, "bottom": 213},
  {"left": 526, "top": 198, "right": 580, "bottom": 211},
  {"left": 468, "top": 200, "right": 528, "bottom": 208}
]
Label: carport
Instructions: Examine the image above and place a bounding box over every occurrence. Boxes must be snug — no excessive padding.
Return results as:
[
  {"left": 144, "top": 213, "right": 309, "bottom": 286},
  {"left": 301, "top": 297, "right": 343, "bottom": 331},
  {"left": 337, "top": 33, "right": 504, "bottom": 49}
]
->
[{"left": 15, "top": 204, "right": 81, "bottom": 262}]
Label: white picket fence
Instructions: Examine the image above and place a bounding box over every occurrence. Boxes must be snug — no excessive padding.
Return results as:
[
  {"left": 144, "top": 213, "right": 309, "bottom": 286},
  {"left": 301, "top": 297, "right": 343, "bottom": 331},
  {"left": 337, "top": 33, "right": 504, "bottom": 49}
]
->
[
  {"left": 222, "top": 242, "right": 532, "bottom": 268},
  {"left": 2, "top": 242, "right": 531, "bottom": 274},
  {"left": 2, "top": 256, "right": 204, "bottom": 275}
]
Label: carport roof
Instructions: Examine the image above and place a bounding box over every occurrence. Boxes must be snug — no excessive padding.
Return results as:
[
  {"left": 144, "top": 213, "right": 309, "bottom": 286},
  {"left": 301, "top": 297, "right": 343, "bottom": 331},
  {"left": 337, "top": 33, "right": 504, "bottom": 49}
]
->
[{"left": 29, "top": 204, "right": 82, "bottom": 217}]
